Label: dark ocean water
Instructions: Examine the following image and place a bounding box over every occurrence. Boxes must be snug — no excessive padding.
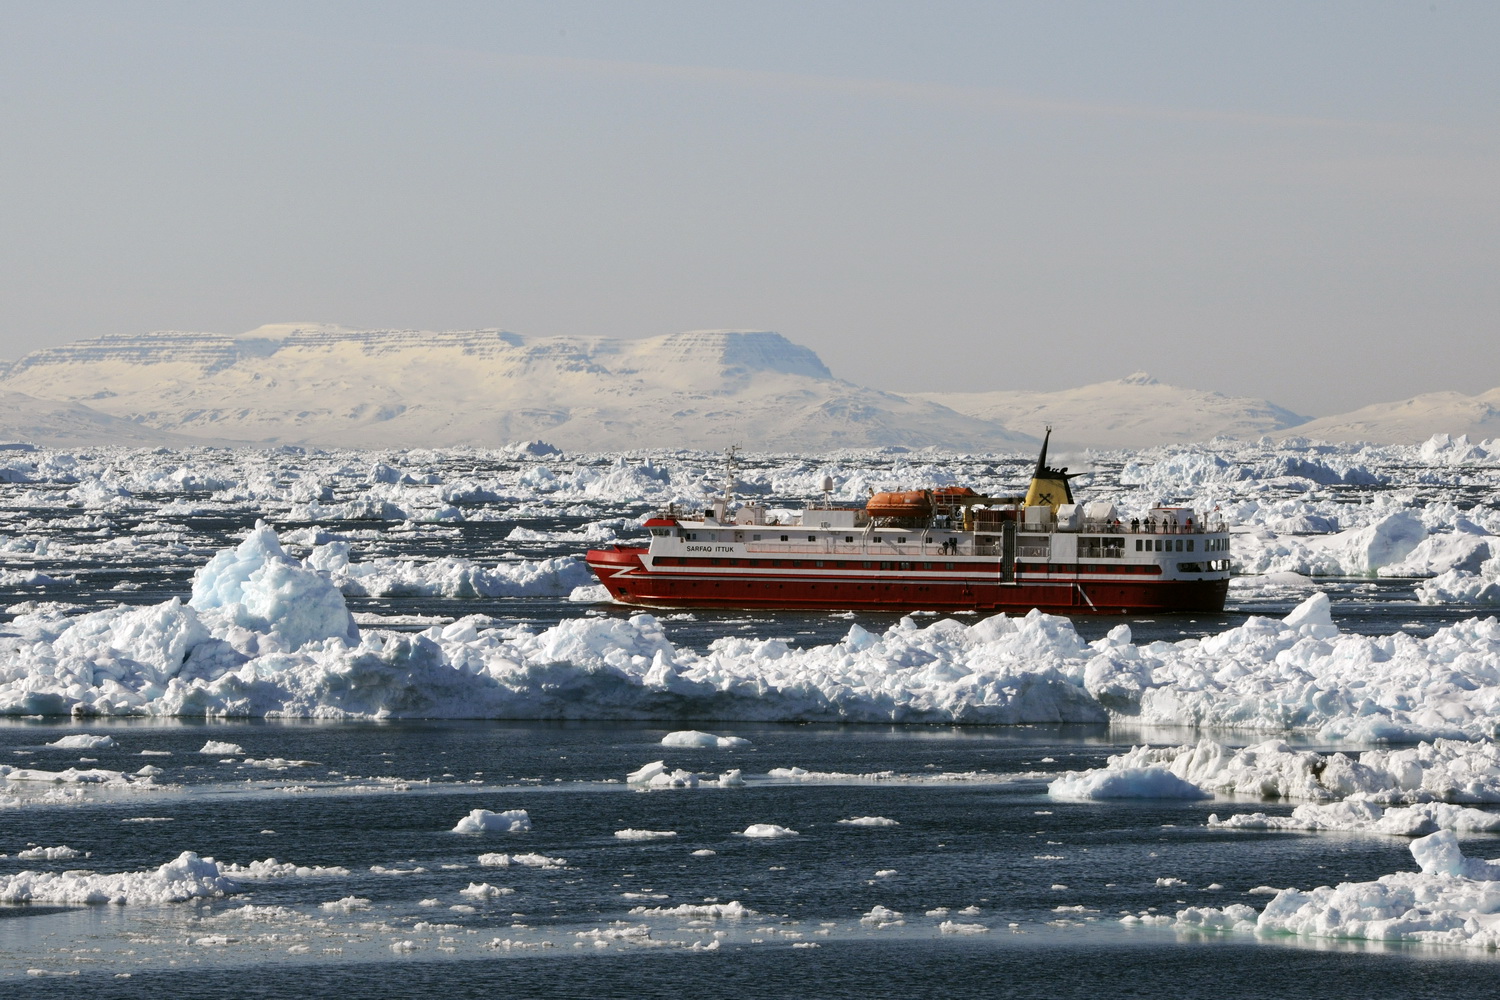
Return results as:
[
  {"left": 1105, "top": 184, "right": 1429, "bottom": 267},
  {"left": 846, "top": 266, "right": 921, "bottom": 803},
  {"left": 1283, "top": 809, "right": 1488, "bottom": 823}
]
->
[{"left": 4, "top": 719, "right": 1498, "bottom": 996}]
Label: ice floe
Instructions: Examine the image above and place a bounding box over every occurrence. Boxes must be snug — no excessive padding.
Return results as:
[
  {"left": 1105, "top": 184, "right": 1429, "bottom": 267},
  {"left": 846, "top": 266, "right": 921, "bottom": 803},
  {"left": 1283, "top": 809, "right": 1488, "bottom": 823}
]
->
[
  {"left": 1176, "top": 831, "right": 1500, "bottom": 949},
  {"left": 660, "top": 730, "right": 752, "bottom": 748},
  {"left": 1051, "top": 736, "right": 1500, "bottom": 804},
  {"left": 451, "top": 809, "right": 532, "bottom": 834},
  {"left": 0, "top": 851, "right": 237, "bottom": 904}
]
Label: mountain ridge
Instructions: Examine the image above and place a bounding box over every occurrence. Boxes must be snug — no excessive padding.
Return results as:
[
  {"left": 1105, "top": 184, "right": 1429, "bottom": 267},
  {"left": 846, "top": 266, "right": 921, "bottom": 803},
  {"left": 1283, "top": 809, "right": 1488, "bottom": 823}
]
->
[{"left": 2, "top": 325, "right": 1495, "bottom": 450}]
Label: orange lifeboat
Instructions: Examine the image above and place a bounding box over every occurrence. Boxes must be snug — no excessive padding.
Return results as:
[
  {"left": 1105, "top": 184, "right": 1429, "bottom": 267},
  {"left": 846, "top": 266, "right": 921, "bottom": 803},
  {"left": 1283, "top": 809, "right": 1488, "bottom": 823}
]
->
[
  {"left": 932, "top": 486, "right": 978, "bottom": 501},
  {"left": 865, "top": 490, "right": 933, "bottom": 518}
]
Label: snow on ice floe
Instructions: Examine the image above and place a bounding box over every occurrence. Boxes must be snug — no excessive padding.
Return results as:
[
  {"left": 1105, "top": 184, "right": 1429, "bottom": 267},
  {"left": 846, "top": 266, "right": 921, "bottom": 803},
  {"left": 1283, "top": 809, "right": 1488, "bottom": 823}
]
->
[
  {"left": 1208, "top": 801, "right": 1500, "bottom": 837},
  {"left": 741, "top": 824, "right": 798, "bottom": 838},
  {"left": 1048, "top": 736, "right": 1500, "bottom": 806},
  {"left": 660, "top": 730, "right": 752, "bottom": 748},
  {"left": 42, "top": 733, "right": 117, "bottom": 750},
  {"left": 838, "top": 816, "right": 900, "bottom": 827},
  {"left": 477, "top": 851, "right": 566, "bottom": 867},
  {"left": 1174, "top": 831, "right": 1500, "bottom": 949},
  {"left": 1049, "top": 767, "right": 1210, "bottom": 801},
  {"left": 199, "top": 740, "right": 244, "bottom": 755},
  {"left": 451, "top": 808, "right": 532, "bottom": 834},
  {"left": 7, "top": 524, "right": 1500, "bottom": 739},
  {"left": 0, "top": 851, "right": 236, "bottom": 904},
  {"left": 614, "top": 829, "right": 678, "bottom": 840}
]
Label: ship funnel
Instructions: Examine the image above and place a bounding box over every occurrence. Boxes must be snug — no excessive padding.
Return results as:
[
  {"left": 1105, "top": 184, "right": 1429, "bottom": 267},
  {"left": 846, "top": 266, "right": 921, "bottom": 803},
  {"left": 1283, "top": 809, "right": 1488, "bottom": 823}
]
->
[{"left": 1023, "top": 426, "right": 1080, "bottom": 512}]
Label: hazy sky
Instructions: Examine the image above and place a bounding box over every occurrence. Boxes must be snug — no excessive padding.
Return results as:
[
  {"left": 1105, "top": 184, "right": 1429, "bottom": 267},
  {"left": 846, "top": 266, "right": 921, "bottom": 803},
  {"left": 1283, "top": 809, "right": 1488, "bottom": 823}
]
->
[{"left": 2, "top": 1, "right": 1496, "bottom": 416}]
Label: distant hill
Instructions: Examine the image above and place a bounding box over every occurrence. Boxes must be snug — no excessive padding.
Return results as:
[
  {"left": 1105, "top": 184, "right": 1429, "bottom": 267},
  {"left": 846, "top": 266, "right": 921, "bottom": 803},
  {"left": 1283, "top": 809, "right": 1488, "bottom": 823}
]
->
[
  {"left": 0, "top": 389, "right": 213, "bottom": 448},
  {"left": 914, "top": 373, "right": 1309, "bottom": 449},
  {"left": 0, "top": 325, "right": 1035, "bottom": 452},
  {"left": 6, "top": 324, "right": 1493, "bottom": 450},
  {"left": 1285, "top": 388, "right": 1500, "bottom": 445}
]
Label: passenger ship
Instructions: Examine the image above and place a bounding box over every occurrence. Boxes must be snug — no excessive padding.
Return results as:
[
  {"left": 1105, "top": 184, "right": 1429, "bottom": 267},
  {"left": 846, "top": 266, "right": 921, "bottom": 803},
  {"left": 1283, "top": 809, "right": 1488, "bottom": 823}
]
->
[{"left": 585, "top": 433, "right": 1231, "bottom": 614}]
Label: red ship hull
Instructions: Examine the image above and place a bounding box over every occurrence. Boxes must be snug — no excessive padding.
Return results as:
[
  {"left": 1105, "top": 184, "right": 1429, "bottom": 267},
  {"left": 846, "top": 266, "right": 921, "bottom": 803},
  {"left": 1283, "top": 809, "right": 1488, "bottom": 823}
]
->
[{"left": 585, "top": 545, "right": 1229, "bottom": 615}]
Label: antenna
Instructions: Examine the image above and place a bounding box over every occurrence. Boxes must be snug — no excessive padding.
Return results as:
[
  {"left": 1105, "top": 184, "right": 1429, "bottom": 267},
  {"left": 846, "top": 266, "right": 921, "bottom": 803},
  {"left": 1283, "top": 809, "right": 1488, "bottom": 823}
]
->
[
  {"left": 821, "top": 474, "right": 834, "bottom": 508},
  {"left": 721, "top": 445, "right": 740, "bottom": 504}
]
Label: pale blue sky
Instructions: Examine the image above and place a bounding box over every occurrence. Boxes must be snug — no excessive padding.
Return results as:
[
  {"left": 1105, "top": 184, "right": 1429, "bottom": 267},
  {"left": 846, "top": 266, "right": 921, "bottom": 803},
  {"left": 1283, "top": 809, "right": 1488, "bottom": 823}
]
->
[{"left": 2, "top": 1, "right": 1496, "bottom": 414}]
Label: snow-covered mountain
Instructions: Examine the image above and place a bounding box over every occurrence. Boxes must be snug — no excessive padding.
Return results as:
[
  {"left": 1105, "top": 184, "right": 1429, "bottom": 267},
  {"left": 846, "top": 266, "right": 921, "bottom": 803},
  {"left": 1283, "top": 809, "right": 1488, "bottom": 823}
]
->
[
  {"left": 5, "top": 324, "right": 1492, "bottom": 450},
  {"left": 0, "top": 390, "right": 211, "bottom": 448},
  {"left": 0, "top": 325, "right": 1035, "bottom": 452},
  {"left": 914, "top": 372, "right": 1308, "bottom": 449},
  {"left": 1285, "top": 389, "right": 1500, "bottom": 445}
]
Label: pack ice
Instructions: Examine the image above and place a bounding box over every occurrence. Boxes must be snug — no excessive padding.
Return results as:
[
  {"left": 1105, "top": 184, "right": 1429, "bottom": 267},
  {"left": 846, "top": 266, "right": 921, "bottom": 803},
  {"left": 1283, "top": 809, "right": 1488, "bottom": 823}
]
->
[{"left": 0, "top": 523, "right": 1498, "bottom": 732}]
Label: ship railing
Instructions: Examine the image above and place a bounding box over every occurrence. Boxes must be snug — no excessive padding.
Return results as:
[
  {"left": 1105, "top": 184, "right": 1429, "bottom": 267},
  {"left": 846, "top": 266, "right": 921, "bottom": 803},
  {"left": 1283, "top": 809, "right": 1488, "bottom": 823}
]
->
[{"left": 744, "top": 542, "right": 985, "bottom": 557}]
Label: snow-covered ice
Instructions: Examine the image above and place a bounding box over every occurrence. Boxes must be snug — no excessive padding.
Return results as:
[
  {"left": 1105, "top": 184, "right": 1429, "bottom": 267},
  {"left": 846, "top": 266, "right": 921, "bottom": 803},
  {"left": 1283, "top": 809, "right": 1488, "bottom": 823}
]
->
[
  {"left": 1177, "top": 831, "right": 1500, "bottom": 949},
  {"left": 660, "top": 730, "right": 752, "bottom": 748},
  {"left": 451, "top": 809, "right": 532, "bottom": 834},
  {"left": 0, "top": 851, "right": 237, "bottom": 904}
]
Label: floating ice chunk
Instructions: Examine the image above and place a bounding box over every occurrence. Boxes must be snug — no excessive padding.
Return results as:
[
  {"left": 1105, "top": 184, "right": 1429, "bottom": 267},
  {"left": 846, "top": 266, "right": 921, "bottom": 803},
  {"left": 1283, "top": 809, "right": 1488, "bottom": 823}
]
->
[
  {"left": 1184, "top": 832, "right": 1500, "bottom": 948},
  {"left": 860, "top": 905, "right": 904, "bottom": 927},
  {"left": 189, "top": 521, "right": 358, "bottom": 650},
  {"left": 477, "top": 852, "right": 566, "bottom": 867},
  {"left": 218, "top": 859, "right": 351, "bottom": 879},
  {"left": 43, "top": 734, "right": 117, "bottom": 750},
  {"left": 626, "top": 761, "right": 668, "bottom": 784},
  {"left": 452, "top": 809, "right": 532, "bottom": 834},
  {"left": 1409, "top": 829, "right": 1500, "bottom": 879},
  {"left": 614, "top": 830, "right": 677, "bottom": 840},
  {"left": 16, "top": 846, "right": 83, "bottom": 860},
  {"left": 661, "top": 730, "right": 752, "bottom": 748},
  {"left": 0, "top": 851, "right": 237, "bottom": 905},
  {"left": 628, "top": 900, "right": 755, "bottom": 918},
  {"left": 1281, "top": 592, "right": 1336, "bottom": 634},
  {"left": 626, "top": 760, "right": 702, "bottom": 787},
  {"left": 1049, "top": 766, "right": 1210, "bottom": 801},
  {"left": 741, "top": 824, "right": 799, "bottom": 838},
  {"left": 320, "top": 896, "right": 371, "bottom": 911},
  {"left": 1209, "top": 801, "right": 1500, "bottom": 837},
  {"left": 459, "top": 882, "right": 515, "bottom": 898},
  {"left": 691, "top": 849, "right": 716, "bottom": 857},
  {"left": 837, "top": 816, "right": 900, "bottom": 827},
  {"left": 939, "top": 920, "right": 990, "bottom": 934},
  {"left": 0, "top": 765, "right": 129, "bottom": 784},
  {"left": 199, "top": 741, "right": 244, "bottom": 755},
  {"left": 1173, "top": 903, "right": 1259, "bottom": 932},
  {"left": 717, "top": 769, "right": 744, "bottom": 787}
]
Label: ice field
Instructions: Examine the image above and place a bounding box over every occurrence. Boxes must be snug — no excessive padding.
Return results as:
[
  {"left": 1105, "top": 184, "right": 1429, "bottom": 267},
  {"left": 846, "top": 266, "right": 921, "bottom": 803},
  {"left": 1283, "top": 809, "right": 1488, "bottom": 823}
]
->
[{"left": 5, "top": 435, "right": 1500, "bottom": 995}]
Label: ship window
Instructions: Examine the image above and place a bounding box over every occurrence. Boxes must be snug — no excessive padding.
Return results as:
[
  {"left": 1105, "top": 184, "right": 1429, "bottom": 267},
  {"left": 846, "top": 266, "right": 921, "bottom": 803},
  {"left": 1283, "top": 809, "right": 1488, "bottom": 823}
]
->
[
  {"left": 753, "top": 534, "right": 761, "bottom": 541},
  {"left": 711, "top": 558, "right": 720, "bottom": 565},
  {"left": 922, "top": 562, "right": 932, "bottom": 570},
  {"left": 896, "top": 537, "right": 906, "bottom": 543},
  {"left": 863, "top": 561, "right": 873, "bottom": 568},
  {"left": 780, "top": 535, "right": 789, "bottom": 542},
  {"left": 685, "top": 532, "right": 697, "bottom": 540},
  {"left": 1176, "top": 540, "right": 1184, "bottom": 552},
  {"left": 808, "top": 535, "right": 816, "bottom": 542},
  {"left": 880, "top": 561, "right": 892, "bottom": 570},
  {"left": 945, "top": 563, "right": 955, "bottom": 570},
  {"left": 1186, "top": 539, "right": 1193, "bottom": 551},
  {"left": 815, "top": 561, "right": 824, "bottom": 567},
  {"left": 873, "top": 535, "right": 882, "bottom": 543},
  {"left": 845, "top": 536, "right": 854, "bottom": 543},
  {"left": 1135, "top": 540, "right": 1142, "bottom": 551}
]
